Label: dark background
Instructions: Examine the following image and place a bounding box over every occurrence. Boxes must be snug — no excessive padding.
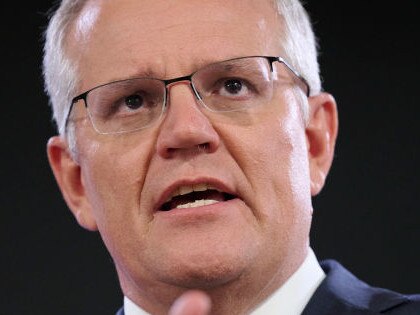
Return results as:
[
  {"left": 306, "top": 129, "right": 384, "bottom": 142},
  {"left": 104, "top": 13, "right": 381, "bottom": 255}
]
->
[{"left": 2, "top": 1, "right": 419, "bottom": 314}]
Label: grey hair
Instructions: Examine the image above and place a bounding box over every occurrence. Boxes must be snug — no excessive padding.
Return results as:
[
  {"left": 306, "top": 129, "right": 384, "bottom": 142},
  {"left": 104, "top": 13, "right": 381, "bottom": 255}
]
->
[
  {"left": 42, "top": 0, "right": 321, "bottom": 141},
  {"left": 274, "top": 0, "right": 321, "bottom": 122},
  {"left": 275, "top": 0, "right": 321, "bottom": 95},
  {"left": 43, "top": 0, "right": 87, "bottom": 148}
]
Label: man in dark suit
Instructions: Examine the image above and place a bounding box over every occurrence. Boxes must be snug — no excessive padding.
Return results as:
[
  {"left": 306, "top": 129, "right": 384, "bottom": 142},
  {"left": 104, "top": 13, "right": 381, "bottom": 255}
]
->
[{"left": 42, "top": 0, "right": 419, "bottom": 314}]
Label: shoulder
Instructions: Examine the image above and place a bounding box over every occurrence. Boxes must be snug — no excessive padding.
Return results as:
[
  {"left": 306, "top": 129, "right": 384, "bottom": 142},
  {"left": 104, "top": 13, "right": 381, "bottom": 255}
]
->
[{"left": 302, "top": 260, "right": 420, "bottom": 315}]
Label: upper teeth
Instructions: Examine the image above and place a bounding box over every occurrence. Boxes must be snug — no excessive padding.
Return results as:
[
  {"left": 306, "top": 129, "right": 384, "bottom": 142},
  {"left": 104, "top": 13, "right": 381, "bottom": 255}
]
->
[{"left": 169, "top": 183, "right": 216, "bottom": 201}]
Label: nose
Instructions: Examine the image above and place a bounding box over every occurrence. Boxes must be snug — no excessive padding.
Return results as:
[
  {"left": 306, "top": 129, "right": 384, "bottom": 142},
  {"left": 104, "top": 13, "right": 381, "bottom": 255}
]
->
[{"left": 156, "top": 82, "right": 220, "bottom": 158}]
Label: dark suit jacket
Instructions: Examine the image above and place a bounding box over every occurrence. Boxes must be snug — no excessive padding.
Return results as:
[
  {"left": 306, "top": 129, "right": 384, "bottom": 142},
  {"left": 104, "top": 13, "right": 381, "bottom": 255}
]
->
[
  {"left": 302, "top": 260, "right": 420, "bottom": 315},
  {"left": 116, "top": 260, "right": 420, "bottom": 315}
]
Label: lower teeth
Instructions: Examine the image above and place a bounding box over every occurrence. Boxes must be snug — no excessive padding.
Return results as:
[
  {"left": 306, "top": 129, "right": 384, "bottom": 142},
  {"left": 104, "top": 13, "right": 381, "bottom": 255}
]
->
[{"left": 176, "top": 199, "right": 219, "bottom": 209}]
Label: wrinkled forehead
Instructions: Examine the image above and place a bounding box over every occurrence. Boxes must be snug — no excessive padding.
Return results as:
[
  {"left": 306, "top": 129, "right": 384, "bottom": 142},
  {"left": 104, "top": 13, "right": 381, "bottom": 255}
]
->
[{"left": 68, "top": 0, "right": 284, "bottom": 89}]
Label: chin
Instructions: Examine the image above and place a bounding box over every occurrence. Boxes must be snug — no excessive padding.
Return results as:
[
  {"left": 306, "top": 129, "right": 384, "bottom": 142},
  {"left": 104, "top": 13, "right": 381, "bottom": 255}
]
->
[
  {"left": 152, "top": 249, "right": 250, "bottom": 289},
  {"left": 140, "top": 216, "right": 262, "bottom": 289}
]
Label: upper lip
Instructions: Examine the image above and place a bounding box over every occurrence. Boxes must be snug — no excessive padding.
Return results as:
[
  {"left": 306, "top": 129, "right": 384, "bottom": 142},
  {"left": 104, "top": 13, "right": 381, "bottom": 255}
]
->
[{"left": 154, "top": 177, "right": 238, "bottom": 211}]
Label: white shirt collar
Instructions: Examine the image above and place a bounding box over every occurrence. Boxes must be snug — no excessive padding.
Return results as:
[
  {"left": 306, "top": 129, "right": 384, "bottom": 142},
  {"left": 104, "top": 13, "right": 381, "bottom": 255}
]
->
[
  {"left": 250, "top": 248, "right": 325, "bottom": 315},
  {"left": 124, "top": 248, "right": 325, "bottom": 315},
  {"left": 124, "top": 295, "right": 148, "bottom": 315}
]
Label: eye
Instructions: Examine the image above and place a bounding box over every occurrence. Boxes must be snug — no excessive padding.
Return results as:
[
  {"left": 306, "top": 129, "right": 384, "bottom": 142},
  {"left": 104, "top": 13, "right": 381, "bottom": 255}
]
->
[
  {"left": 224, "top": 79, "right": 243, "bottom": 94},
  {"left": 125, "top": 94, "right": 144, "bottom": 110},
  {"left": 218, "top": 78, "right": 250, "bottom": 97}
]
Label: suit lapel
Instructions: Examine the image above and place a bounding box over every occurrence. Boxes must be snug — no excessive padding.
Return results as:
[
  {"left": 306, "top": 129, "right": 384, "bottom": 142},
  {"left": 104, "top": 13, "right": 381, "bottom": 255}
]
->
[{"left": 301, "top": 260, "right": 409, "bottom": 315}]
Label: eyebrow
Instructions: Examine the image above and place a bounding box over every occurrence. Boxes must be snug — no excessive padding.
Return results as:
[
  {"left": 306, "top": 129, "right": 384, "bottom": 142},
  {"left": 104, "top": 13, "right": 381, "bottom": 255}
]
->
[
  {"left": 118, "top": 56, "right": 244, "bottom": 81},
  {"left": 125, "top": 68, "right": 164, "bottom": 80}
]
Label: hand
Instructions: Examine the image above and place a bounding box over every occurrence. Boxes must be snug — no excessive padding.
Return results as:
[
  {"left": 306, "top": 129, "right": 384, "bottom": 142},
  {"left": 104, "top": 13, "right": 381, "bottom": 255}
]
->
[{"left": 168, "top": 290, "right": 211, "bottom": 315}]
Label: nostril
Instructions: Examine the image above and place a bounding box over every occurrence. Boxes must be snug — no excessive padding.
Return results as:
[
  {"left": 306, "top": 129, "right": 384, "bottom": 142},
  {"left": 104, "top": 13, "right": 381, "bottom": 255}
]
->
[
  {"left": 164, "top": 143, "right": 210, "bottom": 158},
  {"left": 197, "top": 143, "right": 209, "bottom": 152}
]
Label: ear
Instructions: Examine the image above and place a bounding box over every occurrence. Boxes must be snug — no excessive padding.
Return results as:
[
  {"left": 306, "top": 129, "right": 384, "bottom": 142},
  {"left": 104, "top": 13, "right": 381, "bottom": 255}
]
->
[
  {"left": 47, "top": 136, "right": 98, "bottom": 231},
  {"left": 306, "top": 92, "right": 338, "bottom": 196}
]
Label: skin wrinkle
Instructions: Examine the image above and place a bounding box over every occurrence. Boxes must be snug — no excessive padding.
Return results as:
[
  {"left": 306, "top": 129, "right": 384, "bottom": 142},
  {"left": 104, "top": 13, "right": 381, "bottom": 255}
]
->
[
  {"left": 71, "top": 0, "right": 283, "bottom": 92},
  {"left": 188, "top": 118, "right": 263, "bottom": 220}
]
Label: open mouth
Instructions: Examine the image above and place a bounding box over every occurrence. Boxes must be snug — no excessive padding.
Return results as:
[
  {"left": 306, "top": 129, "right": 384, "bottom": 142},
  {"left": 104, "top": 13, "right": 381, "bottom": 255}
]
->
[{"left": 159, "top": 183, "right": 236, "bottom": 211}]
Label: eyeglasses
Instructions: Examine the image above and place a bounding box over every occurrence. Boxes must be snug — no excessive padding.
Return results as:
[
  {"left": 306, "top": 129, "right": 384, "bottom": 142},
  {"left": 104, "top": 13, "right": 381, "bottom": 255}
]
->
[{"left": 67, "top": 56, "right": 310, "bottom": 134}]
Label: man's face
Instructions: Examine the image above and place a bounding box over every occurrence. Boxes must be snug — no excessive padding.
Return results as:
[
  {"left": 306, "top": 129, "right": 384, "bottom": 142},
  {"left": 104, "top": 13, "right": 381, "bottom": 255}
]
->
[{"left": 60, "top": 0, "right": 321, "bottom": 303}]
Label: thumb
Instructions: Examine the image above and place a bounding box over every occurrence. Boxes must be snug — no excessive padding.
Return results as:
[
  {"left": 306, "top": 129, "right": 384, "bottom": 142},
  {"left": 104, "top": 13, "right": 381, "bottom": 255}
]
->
[{"left": 168, "top": 290, "right": 211, "bottom": 315}]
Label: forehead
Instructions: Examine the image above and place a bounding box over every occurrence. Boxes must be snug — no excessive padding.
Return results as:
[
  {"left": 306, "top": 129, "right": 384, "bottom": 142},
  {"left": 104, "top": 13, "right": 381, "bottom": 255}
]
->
[{"left": 70, "top": 0, "right": 283, "bottom": 89}]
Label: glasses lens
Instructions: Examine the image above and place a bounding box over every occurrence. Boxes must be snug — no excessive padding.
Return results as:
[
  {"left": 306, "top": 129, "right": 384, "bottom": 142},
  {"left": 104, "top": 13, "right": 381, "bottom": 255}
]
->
[
  {"left": 192, "top": 57, "right": 274, "bottom": 112},
  {"left": 86, "top": 78, "right": 165, "bottom": 134}
]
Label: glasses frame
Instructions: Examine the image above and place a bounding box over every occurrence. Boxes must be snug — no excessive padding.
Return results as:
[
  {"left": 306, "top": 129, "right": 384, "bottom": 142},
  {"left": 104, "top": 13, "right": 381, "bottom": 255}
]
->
[{"left": 65, "top": 55, "right": 310, "bottom": 133}]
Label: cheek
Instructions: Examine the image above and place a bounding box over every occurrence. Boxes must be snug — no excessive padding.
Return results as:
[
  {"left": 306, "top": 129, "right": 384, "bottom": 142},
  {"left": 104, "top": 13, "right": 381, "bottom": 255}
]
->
[
  {"left": 231, "top": 99, "right": 312, "bottom": 228},
  {"left": 258, "top": 116, "right": 312, "bottom": 256},
  {"left": 265, "top": 126, "right": 310, "bottom": 211},
  {"left": 279, "top": 109, "right": 312, "bottom": 210},
  {"left": 77, "top": 135, "right": 159, "bottom": 272},
  {"left": 79, "top": 134, "right": 156, "bottom": 226},
  {"left": 271, "top": 94, "right": 310, "bottom": 197}
]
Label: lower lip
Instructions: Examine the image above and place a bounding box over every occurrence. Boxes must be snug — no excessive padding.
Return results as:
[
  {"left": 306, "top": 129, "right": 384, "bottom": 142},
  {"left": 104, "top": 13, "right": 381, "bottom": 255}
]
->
[{"left": 154, "top": 198, "right": 241, "bottom": 220}]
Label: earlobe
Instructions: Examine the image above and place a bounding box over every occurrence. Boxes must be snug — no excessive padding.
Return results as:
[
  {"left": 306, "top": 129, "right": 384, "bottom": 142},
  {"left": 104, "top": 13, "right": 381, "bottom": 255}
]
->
[
  {"left": 47, "top": 136, "right": 98, "bottom": 231},
  {"left": 306, "top": 93, "right": 338, "bottom": 196}
]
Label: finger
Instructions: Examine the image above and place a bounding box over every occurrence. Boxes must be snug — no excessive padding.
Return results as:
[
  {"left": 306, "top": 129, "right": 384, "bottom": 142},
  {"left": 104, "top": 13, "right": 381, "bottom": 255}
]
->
[{"left": 168, "top": 290, "right": 211, "bottom": 315}]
